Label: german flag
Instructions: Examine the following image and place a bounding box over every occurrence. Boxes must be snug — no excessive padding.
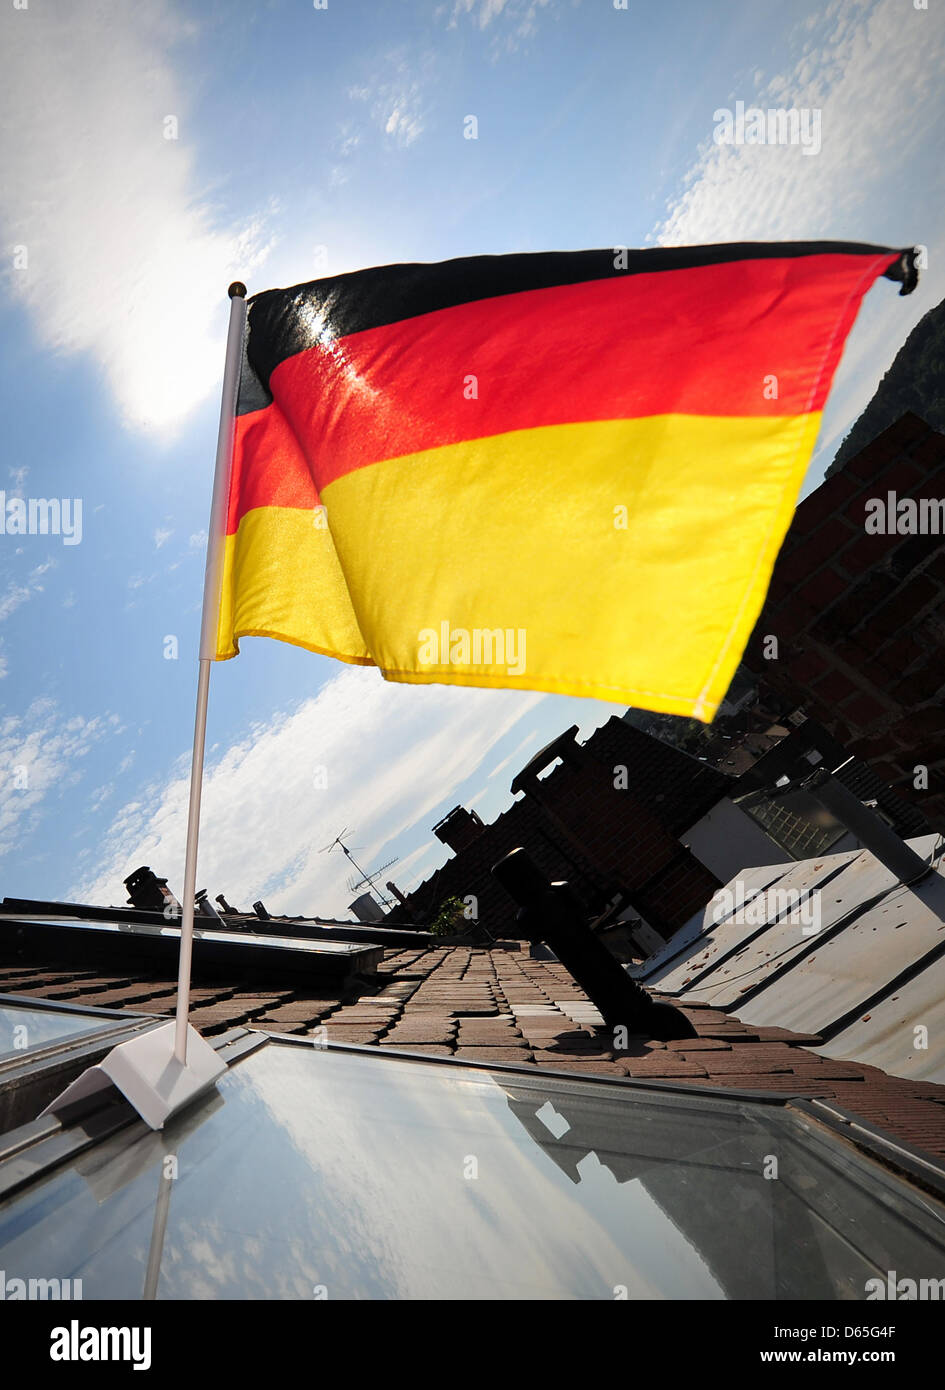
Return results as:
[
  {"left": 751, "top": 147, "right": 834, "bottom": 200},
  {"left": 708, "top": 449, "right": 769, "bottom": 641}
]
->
[{"left": 216, "top": 242, "right": 917, "bottom": 719}]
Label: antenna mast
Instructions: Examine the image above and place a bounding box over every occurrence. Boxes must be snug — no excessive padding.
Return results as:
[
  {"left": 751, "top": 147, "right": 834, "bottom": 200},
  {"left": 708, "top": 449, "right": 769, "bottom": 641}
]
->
[{"left": 320, "top": 829, "right": 398, "bottom": 909}]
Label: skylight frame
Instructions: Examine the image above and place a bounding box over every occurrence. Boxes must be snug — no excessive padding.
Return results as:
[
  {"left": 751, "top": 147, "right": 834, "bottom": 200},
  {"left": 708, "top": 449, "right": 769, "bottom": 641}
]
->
[
  {"left": 0, "top": 994, "right": 170, "bottom": 1144},
  {"left": 1, "top": 899, "right": 474, "bottom": 949},
  {"left": 0, "top": 992, "right": 161, "bottom": 1072},
  {"left": 2, "top": 1030, "right": 943, "bottom": 1303},
  {"left": 0, "top": 914, "right": 384, "bottom": 978},
  {"left": 0, "top": 1028, "right": 262, "bottom": 1200}
]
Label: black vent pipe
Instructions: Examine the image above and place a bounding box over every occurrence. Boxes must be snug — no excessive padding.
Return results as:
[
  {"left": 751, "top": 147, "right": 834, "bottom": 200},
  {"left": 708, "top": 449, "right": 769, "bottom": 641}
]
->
[{"left": 492, "top": 847, "right": 695, "bottom": 1041}]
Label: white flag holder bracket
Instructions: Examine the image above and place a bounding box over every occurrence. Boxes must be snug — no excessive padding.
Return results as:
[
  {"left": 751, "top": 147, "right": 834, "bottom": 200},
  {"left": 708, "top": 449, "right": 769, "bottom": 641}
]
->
[
  {"left": 40, "top": 283, "right": 248, "bottom": 1134},
  {"left": 41, "top": 1021, "right": 226, "bottom": 1132}
]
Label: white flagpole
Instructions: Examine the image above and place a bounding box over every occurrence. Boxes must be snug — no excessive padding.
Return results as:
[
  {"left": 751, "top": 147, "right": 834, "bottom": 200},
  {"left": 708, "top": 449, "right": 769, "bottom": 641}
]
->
[{"left": 174, "top": 282, "right": 248, "bottom": 1064}]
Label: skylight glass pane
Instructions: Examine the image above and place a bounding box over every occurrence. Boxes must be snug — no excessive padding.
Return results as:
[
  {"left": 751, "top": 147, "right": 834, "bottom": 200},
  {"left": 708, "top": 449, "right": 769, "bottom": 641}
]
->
[
  {"left": 0, "top": 1002, "right": 119, "bottom": 1062},
  {"left": 1, "top": 1042, "right": 943, "bottom": 1300}
]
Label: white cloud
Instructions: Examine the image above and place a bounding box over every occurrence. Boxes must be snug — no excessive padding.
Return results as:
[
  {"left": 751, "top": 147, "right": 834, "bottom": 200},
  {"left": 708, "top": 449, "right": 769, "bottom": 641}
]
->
[
  {"left": 444, "top": 0, "right": 552, "bottom": 50},
  {"left": 0, "top": 559, "right": 53, "bottom": 623},
  {"left": 381, "top": 838, "right": 454, "bottom": 901},
  {"left": 74, "top": 666, "right": 543, "bottom": 916},
  {"left": 0, "top": 1, "right": 270, "bottom": 437},
  {"left": 652, "top": 0, "right": 945, "bottom": 474},
  {"left": 0, "top": 700, "right": 116, "bottom": 857},
  {"left": 0, "top": 583, "right": 33, "bottom": 624},
  {"left": 154, "top": 527, "right": 174, "bottom": 551},
  {"left": 384, "top": 104, "right": 425, "bottom": 147},
  {"left": 348, "top": 51, "right": 430, "bottom": 149},
  {"left": 486, "top": 728, "right": 544, "bottom": 782},
  {"left": 463, "top": 783, "right": 491, "bottom": 809},
  {"left": 89, "top": 783, "right": 116, "bottom": 814},
  {"left": 656, "top": 0, "right": 942, "bottom": 245},
  {"left": 390, "top": 839, "right": 443, "bottom": 885}
]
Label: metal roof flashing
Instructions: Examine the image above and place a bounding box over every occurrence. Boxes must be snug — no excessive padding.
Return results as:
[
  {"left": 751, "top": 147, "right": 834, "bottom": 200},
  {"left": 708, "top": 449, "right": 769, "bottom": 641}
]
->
[{"left": 637, "top": 834, "right": 945, "bottom": 1084}]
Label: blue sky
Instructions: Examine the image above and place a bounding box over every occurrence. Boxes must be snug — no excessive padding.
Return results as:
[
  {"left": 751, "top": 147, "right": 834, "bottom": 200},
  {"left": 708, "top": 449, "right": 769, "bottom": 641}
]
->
[{"left": 0, "top": 0, "right": 942, "bottom": 916}]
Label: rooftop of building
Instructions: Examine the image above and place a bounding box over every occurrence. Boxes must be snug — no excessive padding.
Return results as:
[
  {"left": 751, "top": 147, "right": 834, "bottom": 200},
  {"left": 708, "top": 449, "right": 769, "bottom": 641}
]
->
[{"left": 3, "top": 859, "right": 945, "bottom": 1171}]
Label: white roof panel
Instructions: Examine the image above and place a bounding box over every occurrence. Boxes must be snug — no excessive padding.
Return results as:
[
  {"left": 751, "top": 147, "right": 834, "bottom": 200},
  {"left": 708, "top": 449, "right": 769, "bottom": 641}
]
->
[
  {"left": 814, "top": 952, "right": 945, "bottom": 1084},
  {"left": 640, "top": 835, "right": 945, "bottom": 1083},
  {"left": 651, "top": 846, "right": 871, "bottom": 997}
]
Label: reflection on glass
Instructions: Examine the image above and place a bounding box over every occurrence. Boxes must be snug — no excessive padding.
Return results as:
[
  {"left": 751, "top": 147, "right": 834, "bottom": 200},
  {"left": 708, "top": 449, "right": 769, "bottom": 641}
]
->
[
  {"left": 1, "top": 1042, "right": 943, "bottom": 1300},
  {"left": 0, "top": 1003, "right": 117, "bottom": 1062}
]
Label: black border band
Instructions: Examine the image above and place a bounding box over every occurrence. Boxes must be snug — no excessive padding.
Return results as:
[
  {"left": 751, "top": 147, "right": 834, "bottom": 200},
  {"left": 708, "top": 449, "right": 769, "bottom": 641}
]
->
[{"left": 238, "top": 241, "right": 912, "bottom": 414}]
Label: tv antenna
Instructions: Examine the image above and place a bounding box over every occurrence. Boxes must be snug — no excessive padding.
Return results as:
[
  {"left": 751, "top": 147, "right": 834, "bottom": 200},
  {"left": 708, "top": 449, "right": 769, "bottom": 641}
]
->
[{"left": 320, "top": 828, "right": 397, "bottom": 908}]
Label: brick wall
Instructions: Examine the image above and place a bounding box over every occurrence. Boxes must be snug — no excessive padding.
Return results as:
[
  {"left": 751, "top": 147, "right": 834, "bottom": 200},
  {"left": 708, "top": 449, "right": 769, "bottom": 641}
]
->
[
  {"left": 392, "top": 717, "right": 723, "bottom": 938},
  {"left": 519, "top": 740, "right": 720, "bottom": 932},
  {"left": 389, "top": 794, "right": 598, "bottom": 933},
  {"left": 742, "top": 413, "right": 945, "bottom": 828}
]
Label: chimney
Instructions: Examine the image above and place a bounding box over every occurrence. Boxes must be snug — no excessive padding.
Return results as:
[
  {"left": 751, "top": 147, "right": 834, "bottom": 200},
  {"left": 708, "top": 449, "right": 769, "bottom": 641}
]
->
[
  {"left": 348, "top": 892, "right": 385, "bottom": 923},
  {"left": 195, "top": 889, "right": 224, "bottom": 923},
  {"left": 432, "top": 806, "right": 485, "bottom": 855},
  {"left": 124, "top": 866, "right": 181, "bottom": 916}
]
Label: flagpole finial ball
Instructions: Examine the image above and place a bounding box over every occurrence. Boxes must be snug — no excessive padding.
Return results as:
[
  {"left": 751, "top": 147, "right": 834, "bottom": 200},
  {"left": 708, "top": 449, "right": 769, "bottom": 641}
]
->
[{"left": 228, "top": 281, "right": 247, "bottom": 299}]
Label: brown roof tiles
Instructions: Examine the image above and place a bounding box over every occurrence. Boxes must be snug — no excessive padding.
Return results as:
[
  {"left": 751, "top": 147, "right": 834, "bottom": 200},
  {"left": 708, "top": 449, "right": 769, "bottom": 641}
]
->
[{"left": 4, "top": 940, "right": 945, "bottom": 1162}]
